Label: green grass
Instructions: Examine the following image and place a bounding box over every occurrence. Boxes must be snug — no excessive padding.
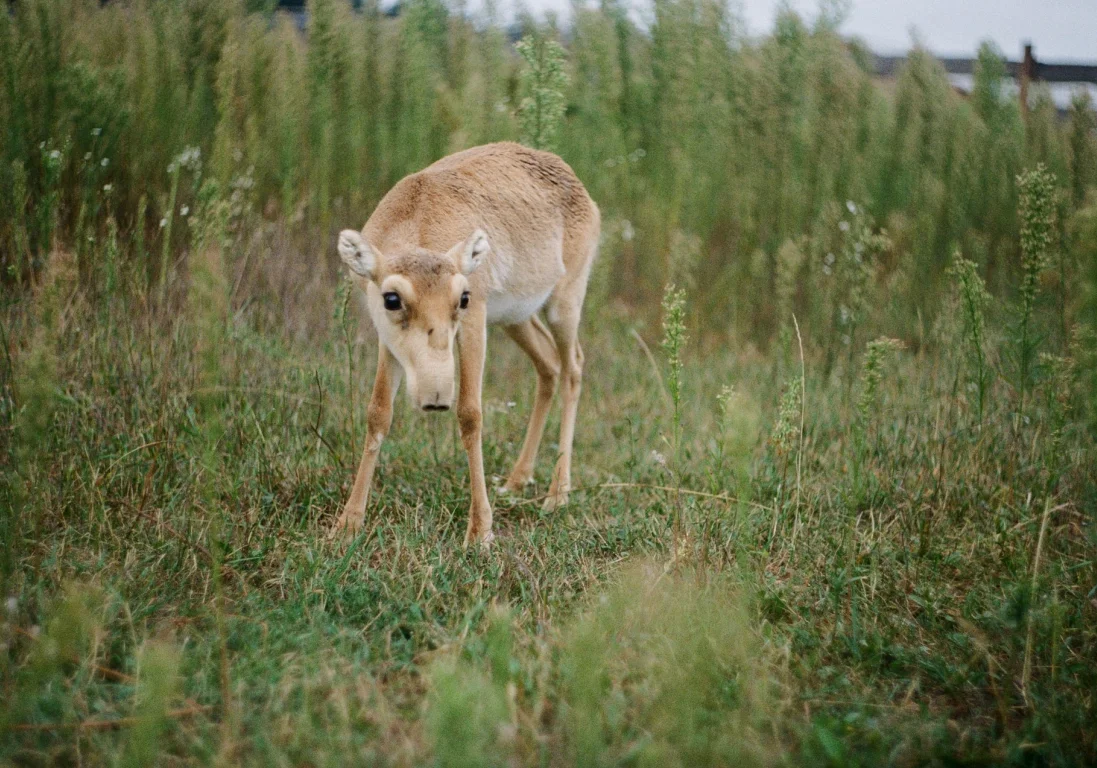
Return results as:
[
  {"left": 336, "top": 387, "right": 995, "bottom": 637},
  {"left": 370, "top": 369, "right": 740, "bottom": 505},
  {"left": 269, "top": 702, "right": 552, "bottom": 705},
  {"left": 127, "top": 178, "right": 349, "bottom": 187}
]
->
[
  {"left": 1, "top": 253, "right": 1093, "bottom": 764},
  {"left": 1, "top": 0, "right": 1096, "bottom": 762}
]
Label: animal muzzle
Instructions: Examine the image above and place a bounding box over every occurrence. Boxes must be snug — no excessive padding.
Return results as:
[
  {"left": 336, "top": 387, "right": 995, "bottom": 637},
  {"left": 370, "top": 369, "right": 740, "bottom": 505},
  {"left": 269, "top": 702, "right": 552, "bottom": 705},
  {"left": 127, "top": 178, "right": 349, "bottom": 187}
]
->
[{"left": 412, "top": 352, "right": 456, "bottom": 412}]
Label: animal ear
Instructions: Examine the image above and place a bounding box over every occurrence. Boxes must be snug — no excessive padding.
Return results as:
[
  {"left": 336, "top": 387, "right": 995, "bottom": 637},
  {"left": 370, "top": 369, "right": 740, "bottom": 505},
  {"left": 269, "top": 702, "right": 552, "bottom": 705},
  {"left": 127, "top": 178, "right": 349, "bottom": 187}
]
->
[
  {"left": 337, "top": 229, "right": 379, "bottom": 280},
  {"left": 451, "top": 229, "right": 490, "bottom": 276}
]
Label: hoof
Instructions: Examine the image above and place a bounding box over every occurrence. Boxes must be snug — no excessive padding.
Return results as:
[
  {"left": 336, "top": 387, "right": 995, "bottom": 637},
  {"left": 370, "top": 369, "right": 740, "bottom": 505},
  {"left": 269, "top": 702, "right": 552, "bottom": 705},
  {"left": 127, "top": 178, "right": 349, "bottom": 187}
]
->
[
  {"left": 542, "top": 490, "right": 569, "bottom": 512},
  {"left": 328, "top": 512, "right": 363, "bottom": 540},
  {"left": 502, "top": 472, "right": 534, "bottom": 495},
  {"left": 463, "top": 529, "right": 495, "bottom": 550}
]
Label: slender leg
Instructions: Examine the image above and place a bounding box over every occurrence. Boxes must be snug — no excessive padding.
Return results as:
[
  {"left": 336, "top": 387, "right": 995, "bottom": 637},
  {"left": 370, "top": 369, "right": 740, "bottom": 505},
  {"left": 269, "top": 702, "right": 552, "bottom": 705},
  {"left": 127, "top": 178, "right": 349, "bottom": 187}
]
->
[
  {"left": 330, "top": 344, "right": 401, "bottom": 537},
  {"left": 457, "top": 305, "right": 493, "bottom": 546},
  {"left": 502, "top": 316, "right": 560, "bottom": 492},
  {"left": 544, "top": 304, "right": 584, "bottom": 512}
]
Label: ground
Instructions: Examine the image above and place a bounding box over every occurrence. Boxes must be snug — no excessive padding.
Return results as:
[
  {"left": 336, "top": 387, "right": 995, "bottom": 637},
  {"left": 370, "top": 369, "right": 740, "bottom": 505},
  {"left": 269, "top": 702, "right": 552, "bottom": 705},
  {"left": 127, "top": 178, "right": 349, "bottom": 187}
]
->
[{"left": 2, "top": 283, "right": 1093, "bottom": 765}]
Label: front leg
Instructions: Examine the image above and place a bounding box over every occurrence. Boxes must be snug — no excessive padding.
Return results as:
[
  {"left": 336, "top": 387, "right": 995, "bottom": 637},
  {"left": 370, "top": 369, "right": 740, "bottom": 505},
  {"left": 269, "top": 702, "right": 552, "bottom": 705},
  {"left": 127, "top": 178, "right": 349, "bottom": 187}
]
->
[
  {"left": 331, "top": 344, "right": 402, "bottom": 537},
  {"left": 457, "top": 305, "right": 493, "bottom": 547}
]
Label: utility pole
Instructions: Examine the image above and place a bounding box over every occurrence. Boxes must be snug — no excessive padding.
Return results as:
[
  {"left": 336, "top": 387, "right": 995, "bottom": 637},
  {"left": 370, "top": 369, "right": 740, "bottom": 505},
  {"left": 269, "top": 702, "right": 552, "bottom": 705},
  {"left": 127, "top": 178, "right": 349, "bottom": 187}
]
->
[{"left": 1020, "top": 42, "right": 1035, "bottom": 119}]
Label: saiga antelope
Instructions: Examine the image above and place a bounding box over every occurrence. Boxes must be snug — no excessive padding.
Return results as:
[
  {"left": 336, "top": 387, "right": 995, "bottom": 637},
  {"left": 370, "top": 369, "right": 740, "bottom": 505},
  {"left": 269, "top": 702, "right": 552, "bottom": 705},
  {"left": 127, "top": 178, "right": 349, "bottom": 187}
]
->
[{"left": 330, "top": 142, "right": 599, "bottom": 546}]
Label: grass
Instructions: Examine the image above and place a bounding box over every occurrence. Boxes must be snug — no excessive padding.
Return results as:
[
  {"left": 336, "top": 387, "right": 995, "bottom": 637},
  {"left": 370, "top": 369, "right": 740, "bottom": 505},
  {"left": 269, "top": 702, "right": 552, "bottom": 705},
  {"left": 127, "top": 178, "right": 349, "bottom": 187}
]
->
[{"left": 0, "top": 247, "right": 1094, "bottom": 764}]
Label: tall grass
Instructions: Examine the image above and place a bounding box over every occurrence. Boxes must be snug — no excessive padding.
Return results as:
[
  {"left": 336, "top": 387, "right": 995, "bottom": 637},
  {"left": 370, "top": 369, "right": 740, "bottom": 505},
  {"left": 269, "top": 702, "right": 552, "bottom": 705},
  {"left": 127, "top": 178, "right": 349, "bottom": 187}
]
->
[{"left": 3, "top": 0, "right": 1095, "bottom": 349}]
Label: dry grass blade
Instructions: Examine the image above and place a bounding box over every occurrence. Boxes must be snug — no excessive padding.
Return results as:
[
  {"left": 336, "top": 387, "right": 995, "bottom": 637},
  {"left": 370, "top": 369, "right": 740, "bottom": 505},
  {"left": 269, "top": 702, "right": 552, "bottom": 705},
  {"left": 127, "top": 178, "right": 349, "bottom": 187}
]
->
[{"left": 7, "top": 706, "right": 214, "bottom": 732}]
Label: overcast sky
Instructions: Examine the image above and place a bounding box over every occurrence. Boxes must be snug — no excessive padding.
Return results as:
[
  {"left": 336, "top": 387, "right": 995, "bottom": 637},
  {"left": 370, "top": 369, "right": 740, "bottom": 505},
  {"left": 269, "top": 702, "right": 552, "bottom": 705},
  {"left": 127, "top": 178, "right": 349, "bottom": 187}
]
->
[{"left": 519, "top": 0, "right": 1097, "bottom": 61}]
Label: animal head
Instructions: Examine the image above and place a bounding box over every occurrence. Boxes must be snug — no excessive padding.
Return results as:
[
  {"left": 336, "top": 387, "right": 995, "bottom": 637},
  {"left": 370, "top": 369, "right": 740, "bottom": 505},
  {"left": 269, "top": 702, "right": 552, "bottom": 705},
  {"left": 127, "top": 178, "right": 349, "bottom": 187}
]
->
[{"left": 338, "top": 228, "right": 490, "bottom": 411}]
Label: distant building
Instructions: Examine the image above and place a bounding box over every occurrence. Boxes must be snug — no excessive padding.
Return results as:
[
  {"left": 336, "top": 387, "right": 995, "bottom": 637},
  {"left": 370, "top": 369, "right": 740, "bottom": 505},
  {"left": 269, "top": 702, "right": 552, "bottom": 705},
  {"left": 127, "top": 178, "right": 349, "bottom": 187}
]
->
[{"left": 872, "top": 44, "right": 1097, "bottom": 115}]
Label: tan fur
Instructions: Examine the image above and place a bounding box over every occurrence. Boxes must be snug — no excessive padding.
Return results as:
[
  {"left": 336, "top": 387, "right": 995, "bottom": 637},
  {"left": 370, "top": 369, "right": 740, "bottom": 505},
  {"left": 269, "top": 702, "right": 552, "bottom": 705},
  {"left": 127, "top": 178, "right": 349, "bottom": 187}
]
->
[{"left": 330, "top": 142, "right": 600, "bottom": 546}]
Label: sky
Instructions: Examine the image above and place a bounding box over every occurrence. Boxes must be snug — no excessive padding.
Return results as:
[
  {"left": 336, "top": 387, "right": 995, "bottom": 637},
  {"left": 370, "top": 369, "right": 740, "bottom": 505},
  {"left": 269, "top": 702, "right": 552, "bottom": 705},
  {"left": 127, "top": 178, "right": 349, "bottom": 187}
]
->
[{"left": 518, "top": 0, "right": 1097, "bottom": 61}]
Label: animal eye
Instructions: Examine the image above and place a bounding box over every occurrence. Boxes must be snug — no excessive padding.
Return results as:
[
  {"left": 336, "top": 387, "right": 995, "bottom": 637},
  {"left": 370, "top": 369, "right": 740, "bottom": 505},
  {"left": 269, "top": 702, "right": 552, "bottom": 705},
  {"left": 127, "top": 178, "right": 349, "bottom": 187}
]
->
[
  {"left": 459, "top": 291, "right": 470, "bottom": 309},
  {"left": 382, "top": 292, "right": 402, "bottom": 311}
]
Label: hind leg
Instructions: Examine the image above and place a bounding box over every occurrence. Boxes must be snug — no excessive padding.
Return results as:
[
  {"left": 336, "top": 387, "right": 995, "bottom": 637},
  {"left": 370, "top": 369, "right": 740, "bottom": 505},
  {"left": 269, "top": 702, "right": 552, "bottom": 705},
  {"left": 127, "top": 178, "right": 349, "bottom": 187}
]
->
[
  {"left": 542, "top": 225, "right": 597, "bottom": 511},
  {"left": 543, "top": 301, "right": 583, "bottom": 511},
  {"left": 503, "top": 316, "right": 560, "bottom": 492}
]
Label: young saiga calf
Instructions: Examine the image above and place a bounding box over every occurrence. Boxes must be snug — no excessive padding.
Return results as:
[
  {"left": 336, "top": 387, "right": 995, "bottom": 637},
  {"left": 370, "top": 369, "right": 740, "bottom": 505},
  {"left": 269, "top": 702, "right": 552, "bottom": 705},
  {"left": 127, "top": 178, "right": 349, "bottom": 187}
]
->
[{"left": 331, "top": 143, "right": 600, "bottom": 546}]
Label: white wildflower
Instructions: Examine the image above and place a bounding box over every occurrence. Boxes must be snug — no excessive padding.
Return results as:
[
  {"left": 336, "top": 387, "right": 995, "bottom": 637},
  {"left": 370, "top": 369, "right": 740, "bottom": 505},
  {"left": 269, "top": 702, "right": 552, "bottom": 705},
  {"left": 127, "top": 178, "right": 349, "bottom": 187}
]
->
[{"left": 170, "top": 146, "right": 202, "bottom": 174}]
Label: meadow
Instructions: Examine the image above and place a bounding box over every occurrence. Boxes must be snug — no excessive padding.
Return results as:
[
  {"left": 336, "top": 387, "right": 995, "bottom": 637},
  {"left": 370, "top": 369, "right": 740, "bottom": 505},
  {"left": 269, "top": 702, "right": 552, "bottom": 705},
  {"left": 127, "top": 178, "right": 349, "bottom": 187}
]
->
[{"left": 2, "top": 0, "right": 1096, "bottom": 764}]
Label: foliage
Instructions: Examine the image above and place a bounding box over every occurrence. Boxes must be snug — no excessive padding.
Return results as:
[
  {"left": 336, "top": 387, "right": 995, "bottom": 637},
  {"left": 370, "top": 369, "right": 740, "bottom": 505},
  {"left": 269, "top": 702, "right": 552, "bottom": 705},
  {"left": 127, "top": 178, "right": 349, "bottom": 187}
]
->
[
  {"left": 516, "top": 34, "right": 569, "bottom": 152},
  {"left": 949, "top": 253, "right": 992, "bottom": 422},
  {"left": 1, "top": 1, "right": 1096, "bottom": 765},
  {"left": 0, "top": 0, "right": 1091, "bottom": 352},
  {"left": 1014, "top": 164, "right": 1058, "bottom": 416}
]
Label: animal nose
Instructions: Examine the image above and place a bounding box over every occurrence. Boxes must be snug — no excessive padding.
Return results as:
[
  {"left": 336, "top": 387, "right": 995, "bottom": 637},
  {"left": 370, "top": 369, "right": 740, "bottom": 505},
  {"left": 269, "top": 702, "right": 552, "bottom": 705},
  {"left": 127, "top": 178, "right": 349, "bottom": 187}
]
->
[{"left": 423, "top": 390, "right": 451, "bottom": 411}]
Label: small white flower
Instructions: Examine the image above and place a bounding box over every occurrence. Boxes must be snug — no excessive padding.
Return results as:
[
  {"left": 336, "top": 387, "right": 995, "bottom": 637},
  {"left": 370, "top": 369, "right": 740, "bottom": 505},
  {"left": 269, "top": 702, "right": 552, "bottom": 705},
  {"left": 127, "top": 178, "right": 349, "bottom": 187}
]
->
[
  {"left": 846, "top": 200, "right": 857, "bottom": 214},
  {"left": 506, "top": 401, "right": 516, "bottom": 408},
  {"left": 103, "top": 183, "right": 113, "bottom": 193},
  {"left": 825, "top": 252, "right": 836, "bottom": 265},
  {"left": 159, "top": 217, "right": 168, "bottom": 228},
  {"left": 4, "top": 596, "right": 16, "bottom": 614},
  {"left": 180, "top": 205, "right": 189, "bottom": 217},
  {"left": 84, "top": 152, "right": 92, "bottom": 161},
  {"left": 838, "top": 220, "right": 850, "bottom": 233},
  {"left": 621, "top": 220, "right": 635, "bottom": 242},
  {"left": 650, "top": 450, "right": 667, "bottom": 467},
  {"left": 39, "top": 141, "right": 46, "bottom": 150},
  {"left": 49, "top": 149, "right": 61, "bottom": 161},
  {"left": 101, "top": 157, "right": 109, "bottom": 167},
  {"left": 92, "top": 127, "right": 102, "bottom": 137}
]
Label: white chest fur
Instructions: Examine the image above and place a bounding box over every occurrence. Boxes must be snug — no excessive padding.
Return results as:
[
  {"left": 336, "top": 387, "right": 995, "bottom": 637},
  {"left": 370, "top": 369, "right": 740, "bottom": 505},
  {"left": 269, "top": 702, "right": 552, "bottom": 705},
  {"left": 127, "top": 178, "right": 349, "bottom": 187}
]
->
[{"left": 485, "top": 286, "right": 554, "bottom": 325}]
